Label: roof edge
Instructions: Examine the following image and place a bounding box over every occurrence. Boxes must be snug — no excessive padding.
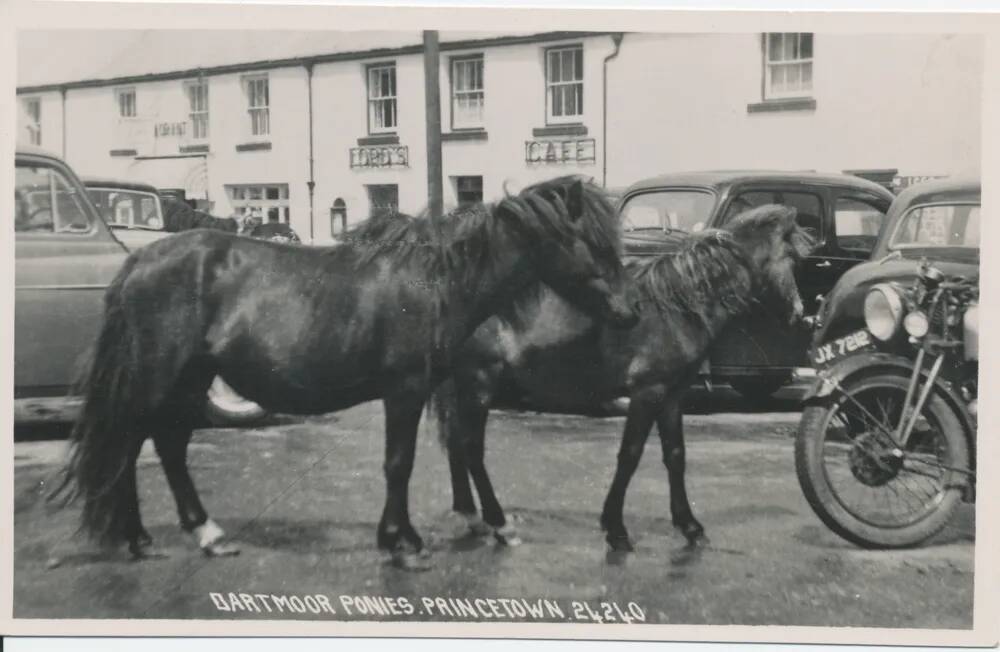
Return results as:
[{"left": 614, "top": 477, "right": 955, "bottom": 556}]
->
[{"left": 17, "top": 31, "right": 615, "bottom": 94}]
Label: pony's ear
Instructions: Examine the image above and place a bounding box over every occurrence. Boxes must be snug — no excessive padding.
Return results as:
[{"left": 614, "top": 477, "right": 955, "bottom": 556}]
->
[{"left": 566, "top": 179, "right": 585, "bottom": 222}]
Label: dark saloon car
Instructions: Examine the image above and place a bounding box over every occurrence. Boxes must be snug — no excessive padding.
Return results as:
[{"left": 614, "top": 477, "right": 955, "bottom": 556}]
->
[
  {"left": 810, "top": 177, "right": 980, "bottom": 364},
  {"left": 617, "top": 170, "right": 896, "bottom": 400}
]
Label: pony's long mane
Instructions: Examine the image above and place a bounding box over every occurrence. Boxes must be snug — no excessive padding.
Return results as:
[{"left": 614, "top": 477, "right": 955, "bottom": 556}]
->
[
  {"left": 629, "top": 229, "right": 753, "bottom": 321},
  {"left": 339, "top": 175, "right": 620, "bottom": 290},
  {"left": 630, "top": 203, "right": 811, "bottom": 325}
]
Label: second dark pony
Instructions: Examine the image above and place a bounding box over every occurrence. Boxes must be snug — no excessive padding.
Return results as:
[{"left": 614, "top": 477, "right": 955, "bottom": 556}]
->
[{"left": 436, "top": 204, "right": 814, "bottom": 550}]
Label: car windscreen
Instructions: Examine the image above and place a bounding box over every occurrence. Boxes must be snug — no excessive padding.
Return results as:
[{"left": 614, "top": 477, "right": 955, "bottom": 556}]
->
[
  {"left": 619, "top": 189, "right": 716, "bottom": 233},
  {"left": 87, "top": 188, "right": 163, "bottom": 230},
  {"left": 889, "top": 203, "right": 980, "bottom": 250}
]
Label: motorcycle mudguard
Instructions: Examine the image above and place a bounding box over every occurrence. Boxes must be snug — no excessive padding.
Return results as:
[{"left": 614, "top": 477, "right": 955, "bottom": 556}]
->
[{"left": 802, "top": 352, "right": 978, "bottom": 469}]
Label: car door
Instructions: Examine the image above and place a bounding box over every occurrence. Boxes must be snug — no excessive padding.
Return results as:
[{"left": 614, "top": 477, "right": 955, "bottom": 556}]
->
[
  {"left": 710, "top": 184, "right": 835, "bottom": 371},
  {"left": 14, "top": 155, "right": 128, "bottom": 395}
]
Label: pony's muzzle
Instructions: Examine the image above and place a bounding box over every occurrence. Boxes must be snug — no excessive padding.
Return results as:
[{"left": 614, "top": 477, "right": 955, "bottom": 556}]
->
[{"left": 607, "top": 297, "right": 641, "bottom": 329}]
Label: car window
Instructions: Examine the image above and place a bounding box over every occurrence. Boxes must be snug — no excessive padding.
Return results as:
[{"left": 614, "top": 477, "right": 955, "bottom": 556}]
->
[
  {"left": 890, "top": 204, "right": 980, "bottom": 249},
  {"left": 619, "top": 190, "right": 716, "bottom": 233},
  {"left": 88, "top": 189, "right": 164, "bottom": 230},
  {"left": 723, "top": 190, "right": 824, "bottom": 244},
  {"left": 15, "top": 164, "right": 91, "bottom": 234},
  {"left": 834, "top": 197, "right": 885, "bottom": 256}
]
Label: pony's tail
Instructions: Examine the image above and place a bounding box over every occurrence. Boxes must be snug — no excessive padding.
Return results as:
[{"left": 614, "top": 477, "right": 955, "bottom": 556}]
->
[
  {"left": 429, "top": 376, "right": 461, "bottom": 452},
  {"left": 47, "top": 263, "right": 142, "bottom": 546}
]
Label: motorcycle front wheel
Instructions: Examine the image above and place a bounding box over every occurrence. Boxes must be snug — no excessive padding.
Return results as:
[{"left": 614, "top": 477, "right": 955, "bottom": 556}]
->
[{"left": 795, "top": 373, "right": 970, "bottom": 548}]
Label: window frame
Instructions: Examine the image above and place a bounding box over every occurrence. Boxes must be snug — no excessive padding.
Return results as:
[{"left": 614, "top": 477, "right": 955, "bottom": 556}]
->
[
  {"left": 762, "top": 33, "right": 814, "bottom": 101},
  {"left": 242, "top": 74, "right": 270, "bottom": 139},
  {"left": 22, "top": 97, "right": 42, "bottom": 146},
  {"left": 366, "top": 62, "right": 398, "bottom": 135},
  {"left": 449, "top": 54, "right": 485, "bottom": 131},
  {"left": 227, "top": 183, "right": 290, "bottom": 223},
  {"left": 15, "top": 162, "right": 96, "bottom": 236},
  {"left": 114, "top": 86, "right": 138, "bottom": 119},
  {"left": 544, "top": 44, "right": 584, "bottom": 125},
  {"left": 185, "top": 79, "right": 210, "bottom": 142}
]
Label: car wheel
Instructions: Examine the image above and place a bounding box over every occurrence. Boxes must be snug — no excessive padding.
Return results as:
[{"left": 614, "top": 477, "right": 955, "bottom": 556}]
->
[
  {"left": 728, "top": 375, "right": 789, "bottom": 404},
  {"left": 205, "top": 375, "right": 267, "bottom": 427}
]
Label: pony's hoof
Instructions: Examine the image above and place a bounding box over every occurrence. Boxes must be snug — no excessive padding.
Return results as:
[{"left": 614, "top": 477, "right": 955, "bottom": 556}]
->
[
  {"left": 202, "top": 541, "right": 241, "bottom": 557},
  {"left": 467, "top": 517, "right": 493, "bottom": 538},
  {"left": 676, "top": 521, "right": 707, "bottom": 546},
  {"left": 494, "top": 525, "right": 522, "bottom": 546},
  {"left": 392, "top": 549, "right": 433, "bottom": 571},
  {"left": 136, "top": 531, "right": 154, "bottom": 548},
  {"left": 606, "top": 534, "right": 635, "bottom": 553}
]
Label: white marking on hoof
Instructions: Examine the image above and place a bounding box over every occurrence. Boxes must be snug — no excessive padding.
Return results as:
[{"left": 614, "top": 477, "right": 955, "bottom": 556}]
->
[
  {"left": 494, "top": 524, "right": 522, "bottom": 546},
  {"left": 193, "top": 519, "right": 226, "bottom": 550}
]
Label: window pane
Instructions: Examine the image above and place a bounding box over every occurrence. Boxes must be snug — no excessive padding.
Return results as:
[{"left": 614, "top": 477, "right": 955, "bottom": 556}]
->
[
  {"left": 771, "top": 65, "right": 786, "bottom": 92},
  {"left": 549, "top": 50, "right": 561, "bottom": 83},
  {"left": 801, "top": 63, "right": 813, "bottom": 89},
  {"left": 768, "top": 33, "right": 782, "bottom": 61},
  {"left": 552, "top": 86, "right": 563, "bottom": 116},
  {"left": 801, "top": 33, "right": 813, "bottom": 59},
  {"left": 786, "top": 64, "right": 801, "bottom": 90},
  {"left": 574, "top": 48, "right": 583, "bottom": 80},
  {"left": 15, "top": 166, "right": 54, "bottom": 232}
]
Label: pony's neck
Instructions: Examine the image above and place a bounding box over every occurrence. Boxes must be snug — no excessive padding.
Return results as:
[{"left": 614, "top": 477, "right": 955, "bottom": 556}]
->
[{"left": 440, "top": 218, "right": 538, "bottom": 345}]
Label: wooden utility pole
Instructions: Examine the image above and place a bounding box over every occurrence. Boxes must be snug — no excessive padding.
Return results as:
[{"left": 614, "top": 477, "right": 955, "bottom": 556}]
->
[{"left": 423, "top": 30, "right": 444, "bottom": 218}]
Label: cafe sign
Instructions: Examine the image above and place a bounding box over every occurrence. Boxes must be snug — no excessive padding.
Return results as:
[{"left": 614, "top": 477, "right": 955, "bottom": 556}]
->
[
  {"left": 350, "top": 145, "right": 409, "bottom": 169},
  {"left": 524, "top": 138, "right": 596, "bottom": 165}
]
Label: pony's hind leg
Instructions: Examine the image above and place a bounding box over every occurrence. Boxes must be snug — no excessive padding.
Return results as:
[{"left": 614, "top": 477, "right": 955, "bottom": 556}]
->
[
  {"left": 600, "top": 389, "right": 661, "bottom": 552},
  {"left": 655, "top": 395, "right": 705, "bottom": 546},
  {"left": 446, "top": 438, "right": 490, "bottom": 536},
  {"left": 123, "top": 435, "right": 155, "bottom": 558},
  {"left": 460, "top": 401, "right": 517, "bottom": 545},
  {"left": 151, "top": 426, "right": 238, "bottom": 557}
]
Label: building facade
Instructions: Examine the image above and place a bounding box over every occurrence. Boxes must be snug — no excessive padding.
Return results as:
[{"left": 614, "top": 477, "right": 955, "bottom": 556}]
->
[{"left": 16, "top": 31, "right": 983, "bottom": 244}]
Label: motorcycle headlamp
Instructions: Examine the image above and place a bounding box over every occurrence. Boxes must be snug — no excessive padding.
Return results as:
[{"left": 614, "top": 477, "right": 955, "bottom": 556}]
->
[
  {"left": 864, "top": 284, "right": 904, "bottom": 341},
  {"left": 903, "top": 310, "right": 930, "bottom": 338}
]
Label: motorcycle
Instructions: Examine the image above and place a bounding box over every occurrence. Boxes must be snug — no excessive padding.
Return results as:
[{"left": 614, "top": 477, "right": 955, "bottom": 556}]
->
[{"left": 796, "top": 261, "right": 977, "bottom": 548}]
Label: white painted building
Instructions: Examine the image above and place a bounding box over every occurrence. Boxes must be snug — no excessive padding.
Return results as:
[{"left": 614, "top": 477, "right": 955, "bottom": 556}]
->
[{"left": 16, "top": 30, "right": 983, "bottom": 244}]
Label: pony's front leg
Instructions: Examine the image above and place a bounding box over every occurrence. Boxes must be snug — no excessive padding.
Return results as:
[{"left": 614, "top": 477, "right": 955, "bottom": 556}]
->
[
  {"left": 378, "top": 394, "right": 430, "bottom": 570},
  {"left": 152, "top": 428, "right": 239, "bottom": 557},
  {"left": 656, "top": 396, "right": 706, "bottom": 546},
  {"left": 600, "top": 389, "right": 660, "bottom": 552},
  {"left": 459, "top": 399, "right": 518, "bottom": 545}
]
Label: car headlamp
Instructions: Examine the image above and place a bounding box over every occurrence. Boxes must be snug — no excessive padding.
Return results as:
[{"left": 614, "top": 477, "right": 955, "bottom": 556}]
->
[{"left": 864, "top": 284, "right": 904, "bottom": 341}]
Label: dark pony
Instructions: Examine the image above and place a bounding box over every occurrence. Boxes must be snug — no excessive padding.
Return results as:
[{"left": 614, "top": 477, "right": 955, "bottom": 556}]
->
[
  {"left": 50, "top": 175, "right": 638, "bottom": 569},
  {"left": 435, "top": 204, "right": 813, "bottom": 549}
]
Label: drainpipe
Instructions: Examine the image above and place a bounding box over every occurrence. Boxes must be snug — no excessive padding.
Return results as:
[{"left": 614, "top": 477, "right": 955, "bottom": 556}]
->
[
  {"left": 60, "top": 86, "right": 67, "bottom": 158},
  {"left": 305, "top": 61, "right": 316, "bottom": 243},
  {"left": 602, "top": 33, "right": 625, "bottom": 188}
]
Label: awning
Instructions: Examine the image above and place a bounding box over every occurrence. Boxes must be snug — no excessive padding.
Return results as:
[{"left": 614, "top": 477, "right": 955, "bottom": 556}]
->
[{"left": 125, "top": 155, "right": 209, "bottom": 200}]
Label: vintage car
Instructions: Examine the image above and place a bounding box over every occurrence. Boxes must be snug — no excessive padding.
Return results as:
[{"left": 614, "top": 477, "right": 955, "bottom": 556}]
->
[
  {"left": 14, "top": 147, "right": 263, "bottom": 427},
  {"left": 83, "top": 177, "right": 171, "bottom": 250},
  {"left": 617, "top": 170, "right": 896, "bottom": 400},
  {"left": 809, "top": 177, "right": 980, "bottom": 363}
]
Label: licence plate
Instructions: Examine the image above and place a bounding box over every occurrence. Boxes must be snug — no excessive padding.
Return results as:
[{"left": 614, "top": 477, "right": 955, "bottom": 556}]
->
[{"left": 812, "top": 329, "right": 875, "bottom": 367}]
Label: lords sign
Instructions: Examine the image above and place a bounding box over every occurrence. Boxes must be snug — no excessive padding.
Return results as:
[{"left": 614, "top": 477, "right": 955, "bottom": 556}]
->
[
  {"left": 350, "top": 145, "right": 409, "bottom": 169},
  {"left": 524, "top": 138, "right": 596, "bottom": 164}
]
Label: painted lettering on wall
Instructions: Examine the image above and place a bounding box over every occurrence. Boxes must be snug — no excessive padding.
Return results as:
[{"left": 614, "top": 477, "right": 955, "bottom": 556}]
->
[
  {"left": 154, "top": 122, "right": 188, "bottom": 138},
  {"left": 524, "top": 138, "right": 596, "bottom": 165},
  {"left": 350, "top": 145, "right": 409, "bottom": 169}
]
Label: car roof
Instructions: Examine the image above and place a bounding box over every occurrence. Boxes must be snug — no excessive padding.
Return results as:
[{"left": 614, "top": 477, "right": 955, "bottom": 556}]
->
[
  {"left": 15, "top": 144, "right": 65, "bottom": 162},
  {"left": 892, "top": 176, "right": 980, "bottom": 207},
  {"left": 82, "top": 176, "right": 160, "bottom": 193},
  {"left": 623, "top": 170, "right": 893, "bottom": 196}
]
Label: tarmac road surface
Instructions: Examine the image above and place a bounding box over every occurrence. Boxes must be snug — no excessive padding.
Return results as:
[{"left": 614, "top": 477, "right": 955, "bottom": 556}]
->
[{"left": 12, "top": 388, "right": 975, "bottom": 626}]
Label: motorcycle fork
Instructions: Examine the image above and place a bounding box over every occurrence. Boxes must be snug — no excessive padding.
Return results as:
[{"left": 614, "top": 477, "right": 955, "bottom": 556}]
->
[{"left": 895, "top": 350, "right": 945, "bottom": 450}]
